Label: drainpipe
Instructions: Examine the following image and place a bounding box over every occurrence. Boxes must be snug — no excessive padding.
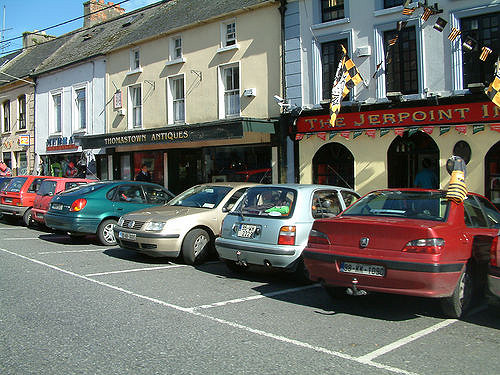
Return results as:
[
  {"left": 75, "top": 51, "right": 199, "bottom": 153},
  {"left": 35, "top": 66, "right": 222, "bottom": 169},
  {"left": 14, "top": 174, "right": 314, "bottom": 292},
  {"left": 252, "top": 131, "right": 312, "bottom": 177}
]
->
[{"left": 278, "top": 0, "right": 288, "bottom": 183}]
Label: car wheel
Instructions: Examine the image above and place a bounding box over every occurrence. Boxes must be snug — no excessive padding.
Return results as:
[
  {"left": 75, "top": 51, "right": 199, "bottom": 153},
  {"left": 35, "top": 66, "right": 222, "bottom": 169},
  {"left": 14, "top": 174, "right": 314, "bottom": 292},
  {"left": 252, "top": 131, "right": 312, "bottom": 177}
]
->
[
  {"left": 23, "top": 208, "right": 32, "bottom": 227},
  {"left": 224, "top": 259, "right": 248, "bottom": 273},
  {"left": 97, "top": 219, "right": 117, "bottom": 246},
  {"left": 440, "top": 263, "right": 473, "bottom": 318},
  {"left": 182, "top": 228, "right": 210, "bottom": 265}
]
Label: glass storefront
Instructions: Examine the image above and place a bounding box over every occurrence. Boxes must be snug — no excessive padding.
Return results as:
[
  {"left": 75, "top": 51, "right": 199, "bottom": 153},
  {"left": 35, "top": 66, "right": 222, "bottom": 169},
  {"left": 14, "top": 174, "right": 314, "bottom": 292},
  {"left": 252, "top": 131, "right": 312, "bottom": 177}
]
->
[
  {"left": 17, "top": 152, "right": 28, "bottom": 175},
  {"left": 41, "top": 153, "right": 96, "bottom": 178}
]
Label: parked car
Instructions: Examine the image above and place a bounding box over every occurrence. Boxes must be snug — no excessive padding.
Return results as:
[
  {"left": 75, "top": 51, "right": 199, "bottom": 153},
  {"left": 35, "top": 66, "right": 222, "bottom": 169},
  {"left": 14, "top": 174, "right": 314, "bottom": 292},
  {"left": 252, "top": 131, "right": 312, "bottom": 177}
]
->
[
  {"left": 303, "top": 189, "right": 500, "bottom": 318},
  {"left": 216, "top": 184, "right": 359, "bottom": 279},
  {"left": 0, "top": 176, "right": 13, "bottom": 219},
  {"left": 44, "top": 181, "right": 174, "bottom": 245},
  {"left": 32, "top": 177, "right": 96, "bottom": 225},
  {"left": 0, "top": 175, "right": 54, "bottom": 225},
  {"left": 488, "top": 231, "right": 500, "bottom": 301},
  {"left": 114, "top": 182, "right": 257, "bottom": 264}
]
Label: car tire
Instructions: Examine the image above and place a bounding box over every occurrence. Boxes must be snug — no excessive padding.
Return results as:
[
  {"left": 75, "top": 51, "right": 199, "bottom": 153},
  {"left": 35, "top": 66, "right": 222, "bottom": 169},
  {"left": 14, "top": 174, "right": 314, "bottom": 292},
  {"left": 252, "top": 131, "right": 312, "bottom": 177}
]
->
[
  {"left": 23, "top": 208, "right": 32, "bottom": 227},
  {"left": 97, "top": 219, "right": 117, "bottom": 246},
  {"left": 440, "top": 263, "right": 473, "bottom": 319},
  {"left": 182, "top": 228, "right": 210, "bottom": 265},
  {"left": 224, "top": 259, "right": 248, "bottom": 273}
]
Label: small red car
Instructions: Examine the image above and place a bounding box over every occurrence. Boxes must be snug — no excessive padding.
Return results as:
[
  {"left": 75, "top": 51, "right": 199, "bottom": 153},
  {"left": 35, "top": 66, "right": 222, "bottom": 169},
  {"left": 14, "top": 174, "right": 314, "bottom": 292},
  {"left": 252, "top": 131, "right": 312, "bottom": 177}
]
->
[
  {"left": 32, "top": 177, "right": 96, "bottom": 225},
  {"left": 488, "top": 231, "right": 500, "bottom": 301},
  {"left": 303, "top": 189, "right": 500, "bottom": 318},
  {"left": 0, "top": 175, "right": 54, "bottom": 225}
]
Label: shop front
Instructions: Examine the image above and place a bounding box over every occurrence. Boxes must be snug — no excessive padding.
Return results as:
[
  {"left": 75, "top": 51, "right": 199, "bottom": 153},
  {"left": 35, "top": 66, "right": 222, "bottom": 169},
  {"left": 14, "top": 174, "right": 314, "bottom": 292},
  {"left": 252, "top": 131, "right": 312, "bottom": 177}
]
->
[
  {"left": 1, "top": 134, "right": 34, "bottom": 176},
  {"left": 294, "top": 100, "right": 500, "bottom": 205},
  {"left": 78, "top": 119, "right": 277, "bottom": 194}
]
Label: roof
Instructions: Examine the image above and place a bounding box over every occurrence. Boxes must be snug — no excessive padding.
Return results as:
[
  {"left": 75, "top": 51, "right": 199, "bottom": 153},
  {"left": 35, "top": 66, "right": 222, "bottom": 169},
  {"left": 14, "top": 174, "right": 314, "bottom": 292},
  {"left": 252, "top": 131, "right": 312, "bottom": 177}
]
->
[{"left": 34, "top": 0, "right": 273, "bottom": 75}]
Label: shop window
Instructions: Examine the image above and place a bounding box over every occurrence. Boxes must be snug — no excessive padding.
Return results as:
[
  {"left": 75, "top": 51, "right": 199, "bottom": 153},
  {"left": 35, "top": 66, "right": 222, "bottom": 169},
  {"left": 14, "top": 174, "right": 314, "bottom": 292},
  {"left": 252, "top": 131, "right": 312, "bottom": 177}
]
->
[
  {"left": 321, "top": 39, "right": 348, "bottom": 101},
  {"left": 128, "top": 84, "right": 142, "bottom": 129},
  {"left": 384, "top": 26, "right": 418, "bottom": 95},
  {"left": 461, "top": 12, "right": 500, "bottom": 87},
  {"left": 18, "top": 95, "right": 26, "bottom": 130},
  {"left": 2, "top": 100, "right": 10, "bottom": 133},
  {"left": 133, "top": 151, "right": 163, "bottom": 186},
  {"left": 321, "top": 0, "right": 344, "bottom": 23},
  {"left": 486, "top": 141, "right": 500, "bottom": 208},
  {"left": 312, "top": 143, "right": 354, "bottom": 188},
  {"left": 75, "top": 88, "right": 86, "bottom": 131},
  {"left": 219, "top": 64, "right": 240, "bottom": 118},
  {"left": 17, "top": 152, "right": 28, "bottom": 175},
  {"left": 51, "top": 93, "right": 62, "bottom": 133},
  {"left": 384, "top": 0, "right": 404, "bottom": 8},
  {"left": 168, "top": 75, "right": 185, "bottom": 124}
]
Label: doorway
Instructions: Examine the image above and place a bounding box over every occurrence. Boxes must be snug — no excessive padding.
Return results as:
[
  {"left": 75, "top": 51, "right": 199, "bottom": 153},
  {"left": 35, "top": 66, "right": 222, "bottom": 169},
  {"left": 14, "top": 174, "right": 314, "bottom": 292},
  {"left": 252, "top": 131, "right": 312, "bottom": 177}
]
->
[
  {"left": 312, "top": 143, "right": 354, "bottom": 189},
  {"left": 168, "top": 148, "right": 203, "bottom": 194}
]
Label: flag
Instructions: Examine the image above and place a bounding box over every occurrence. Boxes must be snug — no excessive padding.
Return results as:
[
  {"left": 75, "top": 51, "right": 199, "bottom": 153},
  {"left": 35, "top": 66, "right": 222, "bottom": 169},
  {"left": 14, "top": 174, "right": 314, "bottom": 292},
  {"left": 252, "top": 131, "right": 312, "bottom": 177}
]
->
[
  {"left": 462, "top": 36, "right": 477, "bottom": 51},
  {"left": 448, "top": 27, "right": 461, "bottom": 41},
  {"left": 421, "top": 7, "right": 433, "bottom": 22},
  {"left": 388, "top": 35, "right": 399, "bottom": 46},
  {"left": 433, "top": 17, "right": 447, "bottom": 32},
  {"left": 329, "top": 45, "right": 363, "bottom": 127},
  {"left": 446, "top": 170, "right": 467, "bottom": 204},
  {"left": 402, "top": 7, "right": 415, "bottom": 16},
  {"left": 372, "top": 61, "right": 383, "bottom": 79},
  {"left": 397, "top": 20, "right": 408, "bottom": 32},
  {"left": 480, "top": 46, "right": 492, "bottom": 61},
  {"left": 485, "top": 60, "right": 500, "bottom": 108}
]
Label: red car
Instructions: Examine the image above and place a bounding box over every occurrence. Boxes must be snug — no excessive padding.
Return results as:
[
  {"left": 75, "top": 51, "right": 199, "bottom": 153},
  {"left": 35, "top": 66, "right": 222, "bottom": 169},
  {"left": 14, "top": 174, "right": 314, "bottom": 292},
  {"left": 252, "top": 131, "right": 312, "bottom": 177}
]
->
[
  {"left": 303, "top": 189, "right": 500, "bottom": 318},
  {"left": 0, "top": 175, "right": 54, "bottom": 225},
  {"left": 488, "top": 231, "right": 500, "bottom": 301},
  {"left": 32, "top": 177, "right": 96, "bottom": 225}
]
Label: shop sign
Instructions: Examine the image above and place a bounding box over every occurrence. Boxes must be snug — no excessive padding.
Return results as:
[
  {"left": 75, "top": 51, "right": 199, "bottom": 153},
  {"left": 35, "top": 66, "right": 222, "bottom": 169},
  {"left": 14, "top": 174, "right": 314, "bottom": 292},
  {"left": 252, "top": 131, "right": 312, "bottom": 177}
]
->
[
  {"left": 46, "top": 136, "right": 78, "bottom": 152},
  {"left": 18, "top": 135, "right": 30, "bottom": 146},
  {"left": 296, "top": 101, "right": 500, "bottom": 133},
  {"left": 113, "top": 91, "right": 122, "bottom": 109}
]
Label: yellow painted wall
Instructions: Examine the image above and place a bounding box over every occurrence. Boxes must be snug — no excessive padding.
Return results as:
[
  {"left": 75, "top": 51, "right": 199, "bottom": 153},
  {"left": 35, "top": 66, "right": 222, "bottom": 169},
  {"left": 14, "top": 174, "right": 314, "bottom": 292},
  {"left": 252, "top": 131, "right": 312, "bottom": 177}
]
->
[{"left": 105, "top": 4, "right": 281, "bottom": 133}]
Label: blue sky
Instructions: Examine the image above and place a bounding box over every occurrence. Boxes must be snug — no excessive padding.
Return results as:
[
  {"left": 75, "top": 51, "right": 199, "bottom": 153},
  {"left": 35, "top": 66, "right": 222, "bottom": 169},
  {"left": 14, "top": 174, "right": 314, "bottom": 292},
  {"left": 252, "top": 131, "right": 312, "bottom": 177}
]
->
[{"left": 0, "top": 0, "right": 158, "bottom": 54}]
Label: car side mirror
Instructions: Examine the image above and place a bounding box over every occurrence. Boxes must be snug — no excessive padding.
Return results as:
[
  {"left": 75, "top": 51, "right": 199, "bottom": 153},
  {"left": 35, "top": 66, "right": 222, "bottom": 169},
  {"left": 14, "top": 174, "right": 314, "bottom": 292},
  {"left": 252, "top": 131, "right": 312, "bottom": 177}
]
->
[{"left": 44, "top": 191, "right": 54, "bottom": 197}]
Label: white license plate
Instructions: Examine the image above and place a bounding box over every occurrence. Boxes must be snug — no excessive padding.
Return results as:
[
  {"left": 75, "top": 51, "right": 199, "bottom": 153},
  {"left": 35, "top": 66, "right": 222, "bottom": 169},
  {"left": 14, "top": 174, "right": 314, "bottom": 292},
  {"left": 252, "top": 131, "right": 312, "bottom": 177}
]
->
[
  {"left": 4, "top": 198, "right": 12, "bottom": 203},
  {"left": 237, "top": 224, "right": 257, "bottom": 238},
  {"left": 52, "top": 203, "right": 63, "bottom": 210},
  {"left": 119, "top": 231, "right": 136, "bottom": 240},
  {"left": 340, "top": 262, "right": 385, "bottom": 277}
]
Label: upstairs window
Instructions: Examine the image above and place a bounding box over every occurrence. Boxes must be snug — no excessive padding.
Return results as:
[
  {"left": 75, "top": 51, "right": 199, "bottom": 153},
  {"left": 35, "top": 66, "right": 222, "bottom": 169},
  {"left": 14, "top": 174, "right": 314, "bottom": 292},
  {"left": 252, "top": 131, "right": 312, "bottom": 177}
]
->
[
  {"left": 168, "top": 75, "right": 185, "bottom": 124},
  {"left": 75, "top": 88, "right": 86, "bottom": 130},
  {"left": 173, "top": 37, "right": 182, "bottom": 59},
  {"left": 321, "top": 39, "right": 348, "bottom": 100},
  {"left": 52, "top": 94, "right": 62, "bottom": 133},
  {"left": 130, "top": 48, "right": 141, "bottom": 71},
  {"left": 321, "top": 0, "right": 344, "bottom": 23},
  {"left": 384, "top": 0, "right": 404, "bottom": 8},
  {"left": 129, "top": 85, "right": 142, "bottom": 129},
  {"left": 18, "top": 95, "right": 26, "bottom": 130},
  {"left": 222, "top": 21, "right": 236, "bottom": 47},
  {"left": 2, "top": 100, "right": 10, "bottom": 133},
  {"left": 221, "top": 64, "right": 240, "bottom": 118}
]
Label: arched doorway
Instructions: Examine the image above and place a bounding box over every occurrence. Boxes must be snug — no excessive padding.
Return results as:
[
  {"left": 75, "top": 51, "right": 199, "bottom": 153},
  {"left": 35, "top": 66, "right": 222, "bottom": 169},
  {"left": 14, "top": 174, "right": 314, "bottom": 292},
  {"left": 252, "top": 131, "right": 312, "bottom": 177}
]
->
[
  {"left": 485, "top": 141, "right": 500, "bottom": 208},
  {"left": 312, "top": 143, "right": 354, "bottom": 189},
  {"left": 387, "top": 131, "right": 439, "bottom": 188}
]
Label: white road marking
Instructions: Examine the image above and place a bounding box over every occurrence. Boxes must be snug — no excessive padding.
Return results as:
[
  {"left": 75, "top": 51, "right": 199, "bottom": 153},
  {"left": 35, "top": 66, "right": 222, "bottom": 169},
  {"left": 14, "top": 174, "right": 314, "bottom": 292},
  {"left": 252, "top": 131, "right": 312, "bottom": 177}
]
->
[
  {"left": 357, "top": 319, "right": 457, "bottom": 363},
  {"left": 38, "top": 249, "right": 103, "bottom": 255},
  {"left": 193, "top": 284, "right": 320, "bottom": 310},
  {"left": 3, "top": 237, "right": 40, "bottom": 240},
  {"left": 85, "top": 264, "right": 187, "bottom": 277},
  {"left": 0, "top": 246, "right": 419, "bottom": 375}
]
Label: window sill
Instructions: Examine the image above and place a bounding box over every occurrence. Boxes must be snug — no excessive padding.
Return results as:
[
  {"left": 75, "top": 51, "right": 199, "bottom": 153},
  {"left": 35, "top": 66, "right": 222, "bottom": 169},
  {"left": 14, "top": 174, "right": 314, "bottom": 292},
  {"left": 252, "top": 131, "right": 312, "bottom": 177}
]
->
[
  {"left": 72, "top": 129, "right": 87, "bottom": 136},
  {"left": 165, "top": 57, "right": 186, "bottom": 66},
  {"left": 311, "top": 18, "right": 350, "bottom": 31},
  {"left": 126, "top": 68, "right": 143, "bottom": 76},
  {"left": 48, "top": 132, "right": 62, "bottom": 138},
  {"left": 217, "top": 44, "right": 240, "bottom": 54}
]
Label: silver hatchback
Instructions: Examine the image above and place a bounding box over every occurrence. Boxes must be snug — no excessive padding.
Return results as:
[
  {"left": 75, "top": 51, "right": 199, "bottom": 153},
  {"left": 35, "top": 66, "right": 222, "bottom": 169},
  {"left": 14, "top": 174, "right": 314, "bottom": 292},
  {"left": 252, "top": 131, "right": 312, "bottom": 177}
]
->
[{"left": 215, "top": 184, "right": 359, "bottom": 279}]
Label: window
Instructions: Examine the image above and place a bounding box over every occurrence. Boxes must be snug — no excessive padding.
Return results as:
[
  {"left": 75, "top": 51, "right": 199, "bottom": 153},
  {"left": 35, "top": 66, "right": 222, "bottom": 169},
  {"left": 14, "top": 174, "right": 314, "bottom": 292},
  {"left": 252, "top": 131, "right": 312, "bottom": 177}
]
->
[
  {"left": 143, "top": 185, "right": 173, "bottom": 205},
  {"left": 52, "top": 93, "right": 62, "bottom": 133},
  {"left": 321, "top": 39, "right": 348, "bottom": 100},
  {"left": 2, "top": 100, "right": 10, "bottom": 133},
  {"left": 129, "top": 85, "right": 142, "bottom": 129},
  {"left": 18, "top": 96, "right": 26, "bottom": 130},
  {"left": 224, "top": 21, "right": 236, "bottom": 46},
  {"left": 172, "top": 36, "right": 182, "bottom": 59},
  {"left": 461, "top": 12, "right": 500, "bottom": 87},
  {"left": 384, "top": 26, "right": 418, "bottom": 95},
  {"left": 115, "top": 185, "right": 146, "bottom": 204},
  {"left": 168, "top": 76, "right": 185, "bottom": 124},
  {"left": 130, "top": 48, "right": 140, "bottom": 71},
  {"left": 321, "top": 0, "right": 344, "bottom": 23},
  {"left": 384, "top": 0, "right": 404, "bottom": 8},
  {"left": 312, "top": 190, "right": 343, "bottom": 218},
  {"left": 75, "top": 88, "right": 86, "bottom": 130},
  {"left": 464, "top": 196, "right": 488, "bottom": 227},
  {"left": 221, "top": 64, "right": 240, "bottom": 118}
]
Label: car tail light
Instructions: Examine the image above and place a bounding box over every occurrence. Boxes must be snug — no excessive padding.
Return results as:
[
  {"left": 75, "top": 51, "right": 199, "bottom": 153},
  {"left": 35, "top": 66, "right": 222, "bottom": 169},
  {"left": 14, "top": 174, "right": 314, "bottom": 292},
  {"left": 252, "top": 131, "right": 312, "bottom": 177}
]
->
[
  {"left": 70, "top": 198, "right": 87, "bottom": 212},
  {"left": 490, "top": 236, "right": 499, "bottom": 267},
  {"left": 278, "top": 226, "right": 296, "bottom": 245},
  {"left": 402, "top": 238, "right": 444, "bottom": 254},
  {"left": 307, "top": 229, "right": 331, "bottom": 245}
]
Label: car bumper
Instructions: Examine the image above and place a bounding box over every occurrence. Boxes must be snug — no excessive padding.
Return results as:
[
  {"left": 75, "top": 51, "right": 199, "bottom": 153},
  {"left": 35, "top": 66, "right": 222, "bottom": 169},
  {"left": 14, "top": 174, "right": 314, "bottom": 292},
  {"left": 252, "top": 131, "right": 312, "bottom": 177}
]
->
[
  {"left": 0, "top": 203, "right": 28, "bottom": 217},
  {"left": 113, "top": 227, "right": 182, "bottom": 257},
  {"left": 215, "top": 237, "right": 300, "bottom": 268},
  {"left": 44, "top": 212, "right": 99, "bottom": 234},
  {"left": 488, "top": 265, "right": 500, "bottom": 298},
  {"left": 303, "top": 250, "right": 465, "bottom": 298},
  {"left": 32, "top": 208, "right": 47, "bottom": 223}
]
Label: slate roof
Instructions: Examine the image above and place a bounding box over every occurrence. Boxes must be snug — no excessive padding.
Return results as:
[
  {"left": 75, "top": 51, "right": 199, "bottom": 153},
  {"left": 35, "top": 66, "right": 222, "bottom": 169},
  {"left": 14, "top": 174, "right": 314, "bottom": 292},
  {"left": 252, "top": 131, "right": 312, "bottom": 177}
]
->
[{"left": 34, "top": 0, "right": 273, "bottom": 75}]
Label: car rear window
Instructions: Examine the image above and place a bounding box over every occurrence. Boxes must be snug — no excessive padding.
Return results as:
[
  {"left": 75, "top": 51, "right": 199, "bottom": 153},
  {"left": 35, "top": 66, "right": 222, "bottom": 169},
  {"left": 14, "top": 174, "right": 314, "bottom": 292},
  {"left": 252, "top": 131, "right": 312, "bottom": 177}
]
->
[
  {"left": 342, "top": 190, "right": 448, "bottom": 221},
  {"left": 234, "top": 187, "right": 296, "bottom": 218},
  {"left": 6, "top": 177, "right": 27, "bottom": 192},
  {"left": 65, "top": 182, "right": 87, "bottom": 190},
  {"left": 169, "top": 185, "right": 232, "bottom": 209},
  {"left": 37, "top": 180, "right": 57, "bottom": 196},
  {"left": 60, "top": 183, "right": 106, "bottom": 196}
]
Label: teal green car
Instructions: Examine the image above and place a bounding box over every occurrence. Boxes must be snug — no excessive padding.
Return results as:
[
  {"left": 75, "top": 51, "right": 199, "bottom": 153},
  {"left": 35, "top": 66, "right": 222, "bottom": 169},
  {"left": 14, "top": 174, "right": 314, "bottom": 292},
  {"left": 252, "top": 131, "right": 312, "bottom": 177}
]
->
[{"left": 44, "top": 181, "right": 174, "bottom": 245}]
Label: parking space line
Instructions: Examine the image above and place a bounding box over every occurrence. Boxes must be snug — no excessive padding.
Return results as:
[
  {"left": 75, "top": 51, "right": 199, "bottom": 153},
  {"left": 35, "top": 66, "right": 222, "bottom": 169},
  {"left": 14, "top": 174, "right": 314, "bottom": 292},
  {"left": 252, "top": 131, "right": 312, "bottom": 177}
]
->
[
  {"left": 357, "top": 319, "right": 456, "bottom": 363},
  {"left": 85, "top": 264, "right": 187, "bottom": 277},
  {"left": 0, "top": 247, "right": 418, "bottom": 375},
  {"left": 3, "top": 237, "right": 40, "bottom": 240},
  {"left": 193, "top": 284, "right": 320, "bottom": 310},
  {"left": 38, "top": 249, "right": 104, "bottom": 255}
]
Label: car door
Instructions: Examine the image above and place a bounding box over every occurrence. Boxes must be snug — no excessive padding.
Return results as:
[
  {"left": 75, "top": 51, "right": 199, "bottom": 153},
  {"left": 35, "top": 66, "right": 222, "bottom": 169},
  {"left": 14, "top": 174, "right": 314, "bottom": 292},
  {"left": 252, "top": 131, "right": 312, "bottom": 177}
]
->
[{"left": 111, "top": 184, "right": 148, "bottom": 216}]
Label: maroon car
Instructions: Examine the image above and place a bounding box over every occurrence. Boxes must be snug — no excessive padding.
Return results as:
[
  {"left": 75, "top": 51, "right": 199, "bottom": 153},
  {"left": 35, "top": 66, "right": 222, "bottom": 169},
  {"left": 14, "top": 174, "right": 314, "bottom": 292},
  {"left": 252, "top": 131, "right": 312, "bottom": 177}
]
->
[{"left": 303, "top": 189, "right": 500, "bottom": 318}]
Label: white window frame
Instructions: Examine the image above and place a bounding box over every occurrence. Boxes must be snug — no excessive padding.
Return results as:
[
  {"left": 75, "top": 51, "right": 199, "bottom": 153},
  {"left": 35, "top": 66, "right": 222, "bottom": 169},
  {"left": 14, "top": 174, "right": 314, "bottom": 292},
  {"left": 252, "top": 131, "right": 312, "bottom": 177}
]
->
[
  {"left": 72, "top": 84, "right": 88, "bottom": 133},
  {"left": 2, "top": 100, "right": 10, "bottom": 133},
  {"left": 128, "top": 47, "right": 142, "bottom": 75},
  {"left": 166, "top": 35, "right": 186, "bottom": 66},
  {"left": 49, "top": 90, "right": 62, "bottom": 135},
  {"left": 18, "top": 95, "right": 27, "bottom": 131},
  {"left": 128, "top": 83, "right": 143, "bottom": 130},
  {"left": 218, "top": 19, "right": 239, "bottom": 53},
  {"left": 167, "top": 74, "right": 186, "bottom": 125},
  {"left": 218, "top": 62, "right": 241, "bottom": 119}
]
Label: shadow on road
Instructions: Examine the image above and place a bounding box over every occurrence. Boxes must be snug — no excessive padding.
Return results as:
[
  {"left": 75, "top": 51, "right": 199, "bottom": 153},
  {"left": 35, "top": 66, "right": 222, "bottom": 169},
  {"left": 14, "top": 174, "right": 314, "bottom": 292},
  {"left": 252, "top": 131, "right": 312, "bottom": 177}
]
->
[{"left": 103, "top": 247, "right": 176, "bottom": 265}]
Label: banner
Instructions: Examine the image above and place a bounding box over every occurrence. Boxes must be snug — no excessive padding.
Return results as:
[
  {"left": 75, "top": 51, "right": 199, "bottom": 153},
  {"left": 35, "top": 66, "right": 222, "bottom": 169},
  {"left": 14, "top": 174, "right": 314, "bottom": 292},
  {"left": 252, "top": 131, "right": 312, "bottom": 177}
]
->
[
  {"left": 456, "top": 125, "right": 467, "bottom": 134},
  {"left": 366, "top": 129, "right": 376, "bottom": 138},
  {"left": 394, "top": 128, "right": 405, "bottom": 137},
  {"left": 473, "top": 124, "right": 485, "bottom": 134},
  {"left": 440, "top": 126, "right": 450, "bottom": 135}
]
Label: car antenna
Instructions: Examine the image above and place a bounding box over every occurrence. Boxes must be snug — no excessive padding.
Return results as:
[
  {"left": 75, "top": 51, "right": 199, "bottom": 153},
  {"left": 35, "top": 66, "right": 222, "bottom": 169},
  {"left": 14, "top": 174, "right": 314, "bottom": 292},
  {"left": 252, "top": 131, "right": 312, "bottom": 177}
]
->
[{"left": 259, "top": 168, "right": 271, "bottom": 183}]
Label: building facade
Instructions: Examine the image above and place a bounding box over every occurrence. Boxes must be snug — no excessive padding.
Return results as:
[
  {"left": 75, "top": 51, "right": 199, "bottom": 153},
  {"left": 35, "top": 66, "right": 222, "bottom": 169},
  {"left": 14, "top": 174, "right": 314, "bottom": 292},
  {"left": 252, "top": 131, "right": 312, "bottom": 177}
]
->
[{"left": 284, "top": 0, "right": 500, "bottom": 205}]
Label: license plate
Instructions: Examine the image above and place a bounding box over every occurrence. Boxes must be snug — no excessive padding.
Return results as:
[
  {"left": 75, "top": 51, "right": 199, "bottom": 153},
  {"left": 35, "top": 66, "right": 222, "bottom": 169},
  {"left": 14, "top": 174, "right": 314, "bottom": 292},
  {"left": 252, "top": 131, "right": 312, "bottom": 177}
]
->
[
  {"left": 340, "top": 262, "right": 385, "bottom": 277},
  {"left": 4, "top": 198, "right": 12, "bottom": 203},
  {"left": 237, "top": 224, "right": 257, "bottom": 238},
  {"left": 119, "top": 231, "right": 136, "bottom": 240},
  {"left": 52, "top": 203, "right": 63, "bottom": 210}
]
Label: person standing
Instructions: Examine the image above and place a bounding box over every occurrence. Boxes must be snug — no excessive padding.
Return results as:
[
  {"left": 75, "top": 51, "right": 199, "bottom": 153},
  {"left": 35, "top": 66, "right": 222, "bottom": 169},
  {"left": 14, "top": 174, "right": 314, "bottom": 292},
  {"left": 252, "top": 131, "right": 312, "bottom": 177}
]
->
[
  {"left": 135, "top": 164, "right": 152, "bottom": 182},
  {"left": 414, "top": 158, "right": 439, "bottom": 189}
]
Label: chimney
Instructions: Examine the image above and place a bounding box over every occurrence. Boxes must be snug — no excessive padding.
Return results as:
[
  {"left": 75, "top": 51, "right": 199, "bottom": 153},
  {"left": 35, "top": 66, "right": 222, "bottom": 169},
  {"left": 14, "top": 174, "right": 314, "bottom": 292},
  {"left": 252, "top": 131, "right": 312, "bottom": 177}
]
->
[
  {"left": 83, "top": 0, "right": 125, "bottom": 27},
  {"left": 22, "top": 31, "right": 56, "bottom": 48}
]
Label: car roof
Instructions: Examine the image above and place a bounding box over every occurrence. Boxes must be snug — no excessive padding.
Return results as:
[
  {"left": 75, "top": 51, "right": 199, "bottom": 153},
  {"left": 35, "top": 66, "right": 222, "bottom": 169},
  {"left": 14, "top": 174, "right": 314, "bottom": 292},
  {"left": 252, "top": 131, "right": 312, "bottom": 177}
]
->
[
  {"left": 246, "top": 183, "right": 357, "bottom": 193},
  {"left": 195, "top": 182, "right": 259, "bottom": 189}
]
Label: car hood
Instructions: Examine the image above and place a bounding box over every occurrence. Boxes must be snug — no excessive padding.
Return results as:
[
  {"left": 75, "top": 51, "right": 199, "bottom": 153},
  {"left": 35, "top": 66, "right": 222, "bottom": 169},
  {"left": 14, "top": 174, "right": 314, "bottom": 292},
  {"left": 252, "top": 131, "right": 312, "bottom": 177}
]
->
[{"left": 123, "top": 205, "right": 212, "bottom": 221}]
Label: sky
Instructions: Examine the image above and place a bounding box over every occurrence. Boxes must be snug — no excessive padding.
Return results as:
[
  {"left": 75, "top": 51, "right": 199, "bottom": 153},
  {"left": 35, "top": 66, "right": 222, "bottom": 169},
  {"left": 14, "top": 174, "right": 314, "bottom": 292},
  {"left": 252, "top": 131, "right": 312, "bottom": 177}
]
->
[{"left": 0, "top": 0, "right": 159, "bottom": 55}]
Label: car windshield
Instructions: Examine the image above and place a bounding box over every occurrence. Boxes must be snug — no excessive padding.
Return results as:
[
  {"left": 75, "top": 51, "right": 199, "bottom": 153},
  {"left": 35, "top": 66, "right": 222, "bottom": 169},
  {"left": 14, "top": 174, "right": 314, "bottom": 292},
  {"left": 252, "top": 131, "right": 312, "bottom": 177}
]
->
[
  {"left": 169, "top": 185, "right": 232, "bottom": 209},
  {"left": 342, "top": 190, "right": 449, "bottom": 221},
  {"left": 6, "top": 177, "right": 27, "bottom": 192},
  {"left": 37, "top": 180, "right": 58, "bottom": 196},
  {"left": 60, "top": 182, "right": 106, "bottom": 196},
  {"left": 234, "top": 187, "right": 296, "bottom": 218}
]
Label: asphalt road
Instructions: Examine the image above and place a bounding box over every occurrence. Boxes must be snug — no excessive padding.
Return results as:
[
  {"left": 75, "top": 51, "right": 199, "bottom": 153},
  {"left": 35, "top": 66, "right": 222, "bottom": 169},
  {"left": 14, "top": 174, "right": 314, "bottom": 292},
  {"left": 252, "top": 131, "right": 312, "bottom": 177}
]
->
[{"left": 0, "top": 219, "right": 498, "bottom": 375}]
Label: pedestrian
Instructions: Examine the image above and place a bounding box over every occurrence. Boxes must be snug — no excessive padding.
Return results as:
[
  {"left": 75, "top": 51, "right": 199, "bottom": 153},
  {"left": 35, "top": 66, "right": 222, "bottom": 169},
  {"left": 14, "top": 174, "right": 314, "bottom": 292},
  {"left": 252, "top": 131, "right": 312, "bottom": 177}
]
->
[
  {"left": 414, "top": 158, "right": 439, "bottom": 189},
  {"left": 65, "top": 162, "right": 78, "bottom": 178},
  {"left": 135, "top": 164, "right": 152, "bottom": 182}
]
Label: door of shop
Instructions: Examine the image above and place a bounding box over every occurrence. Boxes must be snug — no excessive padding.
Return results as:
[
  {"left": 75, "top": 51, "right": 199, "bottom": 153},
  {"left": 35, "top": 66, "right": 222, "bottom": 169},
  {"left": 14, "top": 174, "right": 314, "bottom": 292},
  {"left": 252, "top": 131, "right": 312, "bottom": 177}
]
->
[{"left": 168, "top": 149, "right": 203, "bottom": 194}]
